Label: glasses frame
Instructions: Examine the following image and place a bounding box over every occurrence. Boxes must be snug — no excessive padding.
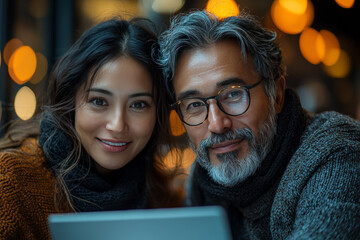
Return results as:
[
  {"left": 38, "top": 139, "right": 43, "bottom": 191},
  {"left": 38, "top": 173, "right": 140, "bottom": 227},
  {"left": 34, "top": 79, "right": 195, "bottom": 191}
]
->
[{"left": 171, "top": 80, "right": 262, "bottom": 126}]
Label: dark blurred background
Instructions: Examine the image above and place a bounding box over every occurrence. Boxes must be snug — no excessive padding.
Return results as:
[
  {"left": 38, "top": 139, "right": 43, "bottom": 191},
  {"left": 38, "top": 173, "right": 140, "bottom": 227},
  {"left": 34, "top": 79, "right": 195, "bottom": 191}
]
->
[{"left": 0, "top": 0, "right": 359, "bottom": 140}]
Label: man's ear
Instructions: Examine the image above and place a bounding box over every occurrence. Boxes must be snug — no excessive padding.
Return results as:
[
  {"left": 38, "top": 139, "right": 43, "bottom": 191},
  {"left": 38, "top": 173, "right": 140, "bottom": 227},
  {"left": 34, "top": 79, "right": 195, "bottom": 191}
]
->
[{"left": 274, "top": 76, "right": 286, "bottom": 114}]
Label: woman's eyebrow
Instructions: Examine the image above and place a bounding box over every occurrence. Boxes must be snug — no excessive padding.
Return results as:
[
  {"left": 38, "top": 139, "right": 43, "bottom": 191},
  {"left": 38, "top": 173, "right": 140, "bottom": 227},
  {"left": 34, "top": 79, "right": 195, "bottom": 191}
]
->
[
  {"left": 129, "top": 92, "right": 154, "bottom": 98},
  {"left": 87, "top": 88, "right": 112, "bottom": 96},
  {"left": 88, "top": 88, "right": 153, "bottom": 98}
]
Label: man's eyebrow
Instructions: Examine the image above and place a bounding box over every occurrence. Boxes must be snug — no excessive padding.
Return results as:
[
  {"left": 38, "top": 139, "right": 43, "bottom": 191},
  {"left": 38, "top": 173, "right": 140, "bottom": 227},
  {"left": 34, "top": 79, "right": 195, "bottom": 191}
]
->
[
  {"left": 177, "top": 90, "right": 201, "bottom": 101},
  {"left": 216, "top": 77, "right": 247, "bottom": 88},
  {"left": 177, "top": 77, "right": 248, "bottom": 100}
]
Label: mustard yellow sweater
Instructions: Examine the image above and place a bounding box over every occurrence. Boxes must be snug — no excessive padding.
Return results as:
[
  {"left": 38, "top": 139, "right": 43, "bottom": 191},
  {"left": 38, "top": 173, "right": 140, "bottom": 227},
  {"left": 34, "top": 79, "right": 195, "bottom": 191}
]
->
[{"left": 0, "top": 138, "right": 59, "bottom": 240}]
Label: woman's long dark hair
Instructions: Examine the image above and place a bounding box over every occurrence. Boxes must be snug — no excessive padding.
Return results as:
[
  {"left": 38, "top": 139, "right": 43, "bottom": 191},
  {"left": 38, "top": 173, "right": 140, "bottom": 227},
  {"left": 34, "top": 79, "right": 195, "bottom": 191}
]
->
[{"left": 1, "top": 18, "right": 182, "bottom": 211}]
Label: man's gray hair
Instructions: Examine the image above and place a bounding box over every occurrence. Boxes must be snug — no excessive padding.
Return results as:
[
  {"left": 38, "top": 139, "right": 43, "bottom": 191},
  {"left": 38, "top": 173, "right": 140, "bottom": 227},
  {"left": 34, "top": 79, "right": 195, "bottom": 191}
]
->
[{"left": 158, "top": 10, "right": 286, "bottom": 101}]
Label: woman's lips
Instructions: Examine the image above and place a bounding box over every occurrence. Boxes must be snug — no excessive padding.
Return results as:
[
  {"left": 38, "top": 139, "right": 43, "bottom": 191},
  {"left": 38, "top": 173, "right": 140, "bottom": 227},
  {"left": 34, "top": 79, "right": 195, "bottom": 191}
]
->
[
  {"left": 209, "top": 139, "right": 243, "bottom": 154},
  {"left": 97, "top": 138, "right": 130, "bottom": 152}
]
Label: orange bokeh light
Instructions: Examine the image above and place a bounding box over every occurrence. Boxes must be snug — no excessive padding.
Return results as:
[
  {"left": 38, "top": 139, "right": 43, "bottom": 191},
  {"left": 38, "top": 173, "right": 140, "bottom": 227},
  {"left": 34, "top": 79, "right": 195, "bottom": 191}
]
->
[
  {"left": 320, "top": 30, "right": 340, "bottom": 66},
  {"left": 8, "top": 46, "right": 37, "bottom": 85},
  {"left": 299, "top": 28, "right": 325, "bottom": 65},
  {"left": 279, "top": 0, "right": 308, "bottom": 14},
  {"left": 323, "top": 49, "right": 351, "bottom": 78},
  {"left": 271, "top": 0, "right": 314, "bottom": 35},
  {"left": 205, "top": 0, "right": 240, "bottom": 19},
  {"left": 169, "top": 110, "right": 186, "bottom": 136},
  {"left": 335, "top": 0, "right": 355, "bottom": 8},
  {"left": 3, "top": 38, "right": 23, "bottom": 65},
  {"left": 30, "top": 52, "right": 48, "bottom": 84},
  {"left": 164, "top": 147, "right": 196, "bottom": 171}
]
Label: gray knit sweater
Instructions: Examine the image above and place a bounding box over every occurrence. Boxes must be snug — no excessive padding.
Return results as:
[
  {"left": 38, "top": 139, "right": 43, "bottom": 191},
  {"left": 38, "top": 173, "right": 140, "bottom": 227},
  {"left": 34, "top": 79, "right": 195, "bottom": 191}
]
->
[
  {"left": 188, "top": 111, "right": 360, "bottom": 239},
  {"left": 270, "top": 111, "right": 360, "bottom": 239}
]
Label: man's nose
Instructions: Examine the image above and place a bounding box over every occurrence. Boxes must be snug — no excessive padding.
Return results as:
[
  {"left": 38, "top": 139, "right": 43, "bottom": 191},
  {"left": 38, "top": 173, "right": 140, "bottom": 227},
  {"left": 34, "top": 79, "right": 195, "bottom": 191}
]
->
[{"left": 207, "top": 99, "right": 232, "bottom": 134}]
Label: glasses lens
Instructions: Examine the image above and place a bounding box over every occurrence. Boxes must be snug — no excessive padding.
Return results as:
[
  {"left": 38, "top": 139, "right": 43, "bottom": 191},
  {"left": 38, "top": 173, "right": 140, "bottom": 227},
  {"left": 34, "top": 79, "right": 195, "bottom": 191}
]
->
[
  {"left": 179, "top": 98, "right": 207, "bottom": 125},
  {"left": 219, "top": 87, "right": 249, "bottom": 115}
]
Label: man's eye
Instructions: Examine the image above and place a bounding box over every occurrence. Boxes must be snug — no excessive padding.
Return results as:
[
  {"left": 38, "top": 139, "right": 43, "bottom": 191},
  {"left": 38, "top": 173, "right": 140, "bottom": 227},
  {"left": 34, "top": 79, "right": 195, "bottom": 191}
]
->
[
  {"left": 187, "top": 101, "right": 204, "bottom": 109},
  {"left": 224, "top": 90, "right": 245, "bottom": 101},
  {"left": 184, "top": 101, "right": 206, "bottom": 114},
  {"left": 227, "top": 90, "right": 241, "bottom": 98}
]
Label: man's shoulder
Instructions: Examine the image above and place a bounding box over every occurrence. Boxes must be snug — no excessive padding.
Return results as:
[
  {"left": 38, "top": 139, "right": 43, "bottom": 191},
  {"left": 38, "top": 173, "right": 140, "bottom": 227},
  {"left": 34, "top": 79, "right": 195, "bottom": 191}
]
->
[
  {"left": 281, "top": 110, "right": 360, "bottom": 185},
  {"left": 302, "top": 111, "right": 360, "bottom": 144},
  {"left": 312, "top": 111, "right": 360, "bottom": 127}
]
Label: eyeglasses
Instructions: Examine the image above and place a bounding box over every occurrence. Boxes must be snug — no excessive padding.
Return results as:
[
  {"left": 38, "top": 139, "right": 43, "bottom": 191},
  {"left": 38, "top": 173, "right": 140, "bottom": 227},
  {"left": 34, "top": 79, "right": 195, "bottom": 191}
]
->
[{"left": 171, "top": 80, "right": 262, "bottom": 126}]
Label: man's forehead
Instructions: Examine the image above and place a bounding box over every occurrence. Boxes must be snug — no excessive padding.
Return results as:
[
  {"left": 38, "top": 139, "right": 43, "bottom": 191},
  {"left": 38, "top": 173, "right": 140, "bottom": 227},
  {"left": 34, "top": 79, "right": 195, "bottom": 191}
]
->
[
  {"left": 172, "top": 41, "right": 258, "bottom": 99},
  {"left": 175, "top": 77, "right": 251, "bottom": 101}
]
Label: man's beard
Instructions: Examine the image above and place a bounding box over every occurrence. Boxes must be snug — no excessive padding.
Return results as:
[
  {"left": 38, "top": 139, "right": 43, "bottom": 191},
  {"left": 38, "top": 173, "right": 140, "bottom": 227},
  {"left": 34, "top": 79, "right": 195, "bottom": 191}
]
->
[{"left": 190, "top": 106, "right": 277, "bottom": 187}]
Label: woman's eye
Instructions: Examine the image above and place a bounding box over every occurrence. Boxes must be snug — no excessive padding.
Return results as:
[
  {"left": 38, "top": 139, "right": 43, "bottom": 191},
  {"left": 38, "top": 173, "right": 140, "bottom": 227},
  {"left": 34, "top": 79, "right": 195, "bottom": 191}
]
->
[
  {"left": 90, "top": 98, "right": 107, "bottom": 106},
  {"left": 131, "top": 101, "right": 149, "bottom": 109}
]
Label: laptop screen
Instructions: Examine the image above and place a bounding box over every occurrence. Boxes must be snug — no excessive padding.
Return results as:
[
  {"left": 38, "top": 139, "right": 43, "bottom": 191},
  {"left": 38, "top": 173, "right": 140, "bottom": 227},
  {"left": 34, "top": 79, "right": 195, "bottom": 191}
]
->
[{"left": 48, "top": 206, "right": 232, "bottom": 240}]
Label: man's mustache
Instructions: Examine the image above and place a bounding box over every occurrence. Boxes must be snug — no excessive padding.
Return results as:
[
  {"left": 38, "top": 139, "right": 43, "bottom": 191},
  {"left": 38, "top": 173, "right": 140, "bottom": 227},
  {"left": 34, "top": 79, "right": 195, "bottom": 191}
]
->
[{"left": 197, "top": 128, "right": 255, "bottom": 158}]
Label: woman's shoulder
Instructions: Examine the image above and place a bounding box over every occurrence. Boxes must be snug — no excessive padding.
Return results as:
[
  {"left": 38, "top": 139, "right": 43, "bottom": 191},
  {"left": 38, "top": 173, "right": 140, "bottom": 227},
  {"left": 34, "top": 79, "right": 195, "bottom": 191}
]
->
[{"left": 0, "top": 137, "right": 48, "bottom": 175}]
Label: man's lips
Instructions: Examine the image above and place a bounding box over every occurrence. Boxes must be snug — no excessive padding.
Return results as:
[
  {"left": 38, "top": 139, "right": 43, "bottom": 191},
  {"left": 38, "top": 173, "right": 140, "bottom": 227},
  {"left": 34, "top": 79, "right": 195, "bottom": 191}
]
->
[{"left": 209, "top": 139, "right": 243, "bottom": 154}]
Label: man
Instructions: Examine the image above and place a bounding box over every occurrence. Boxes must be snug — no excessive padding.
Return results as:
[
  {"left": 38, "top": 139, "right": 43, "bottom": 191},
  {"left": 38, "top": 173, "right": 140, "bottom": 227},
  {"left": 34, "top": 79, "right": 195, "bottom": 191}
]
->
[{"left": 159, "top": 10, "right": 360, "bottom": 239}]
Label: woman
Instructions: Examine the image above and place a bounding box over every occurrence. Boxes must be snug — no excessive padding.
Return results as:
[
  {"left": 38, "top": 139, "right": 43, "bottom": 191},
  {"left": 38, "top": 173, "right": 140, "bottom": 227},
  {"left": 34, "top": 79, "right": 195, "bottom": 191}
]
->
[{"left": 0, "top": 18, "right": 182, "bottom": 239}]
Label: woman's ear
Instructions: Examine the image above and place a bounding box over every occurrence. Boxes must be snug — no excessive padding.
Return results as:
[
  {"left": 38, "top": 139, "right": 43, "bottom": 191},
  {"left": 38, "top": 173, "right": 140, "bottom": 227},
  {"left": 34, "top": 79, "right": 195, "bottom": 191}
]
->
[{"left": 274, "top": 76, "right": 286, "bottom": 114}]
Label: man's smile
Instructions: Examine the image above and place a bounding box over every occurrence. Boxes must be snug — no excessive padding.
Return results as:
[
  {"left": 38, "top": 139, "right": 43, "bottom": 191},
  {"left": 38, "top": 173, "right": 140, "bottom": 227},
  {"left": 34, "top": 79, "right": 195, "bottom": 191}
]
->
[{"left": 209, "top": 139, "right": 244, "bottom": 154}]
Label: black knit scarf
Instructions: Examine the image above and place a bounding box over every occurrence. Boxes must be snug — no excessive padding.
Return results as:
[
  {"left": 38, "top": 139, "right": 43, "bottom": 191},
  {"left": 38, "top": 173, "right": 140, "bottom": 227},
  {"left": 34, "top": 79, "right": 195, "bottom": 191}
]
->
[
  {"left": 190, "top": 89, "right": 309, "bottom": 208},
  {"left": 39, "top": 114, "right": 148, "bottom": 212}
]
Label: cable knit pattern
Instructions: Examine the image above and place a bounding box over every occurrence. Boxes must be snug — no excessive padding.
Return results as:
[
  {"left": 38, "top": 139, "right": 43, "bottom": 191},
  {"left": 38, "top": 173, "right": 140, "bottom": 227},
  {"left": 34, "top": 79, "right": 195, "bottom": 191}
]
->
[{"left": 0, "top": 138, "right": 57, "bottom": 240}]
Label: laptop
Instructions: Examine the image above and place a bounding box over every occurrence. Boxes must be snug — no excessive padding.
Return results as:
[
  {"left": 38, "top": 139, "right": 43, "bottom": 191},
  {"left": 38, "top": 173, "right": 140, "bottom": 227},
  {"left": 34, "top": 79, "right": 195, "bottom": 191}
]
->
[{"left": 48, "top": 206, "right": 232, "bottom": 240}]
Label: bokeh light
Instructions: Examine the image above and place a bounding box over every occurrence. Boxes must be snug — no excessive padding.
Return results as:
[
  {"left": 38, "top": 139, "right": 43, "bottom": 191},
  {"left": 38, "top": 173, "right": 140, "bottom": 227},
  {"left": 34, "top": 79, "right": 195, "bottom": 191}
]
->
[
  {"left": 279, "top": 0, "right": 308, "bottom": 14},
  {"left": 271, "top": 0, "right": 314, "bottom": 34},
  {"left": 30, "top": 52, "right": 48, "bottom": 84},
  {"left": 3, "top": 38, "right": 23, "bottom": 65},
  {"left": 81, "top": 0, "right": 141, "bottom": 22},
  {"left": 14, "top": 86, "right": 37, "bottom": 120},
  {"left": 299, "top": 28, "right": 325, "bottom": 65},
  {"left": 152, "top": 0, "right": 185, "bottom": 13},
  {"left": 8, "top": 46, "right": 37, "bottom": 85},
  {"left": 205, "top": 0, "right": 240, "bottom": 19},
  {"left": 169, "top": 110, "right": 186, "bottom": 136},
  {"left": 335, "top": 0, "right": 355, "bottom": 8},
  {"left": 164, "top": 147, "right": 196, "bottom": 171},
  {"left": 323, "top": 49, "right": 351, "bottom": 78},
  {"left": 320, "top": 30, "right": 340, "bottom": 66}
]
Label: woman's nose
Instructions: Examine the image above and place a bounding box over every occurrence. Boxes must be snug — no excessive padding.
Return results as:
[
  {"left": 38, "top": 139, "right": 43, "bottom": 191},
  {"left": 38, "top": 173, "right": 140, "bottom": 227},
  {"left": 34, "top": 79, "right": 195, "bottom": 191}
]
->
[{"left": 105, "top": 109, "right": 128, "bottom": 132}]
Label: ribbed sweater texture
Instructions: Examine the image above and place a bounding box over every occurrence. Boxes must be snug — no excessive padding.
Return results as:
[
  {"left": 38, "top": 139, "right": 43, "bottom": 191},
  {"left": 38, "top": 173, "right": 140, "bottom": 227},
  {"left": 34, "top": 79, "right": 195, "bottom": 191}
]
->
[{"left": 0, "top": 138, "right": 57, "bottom": 240}]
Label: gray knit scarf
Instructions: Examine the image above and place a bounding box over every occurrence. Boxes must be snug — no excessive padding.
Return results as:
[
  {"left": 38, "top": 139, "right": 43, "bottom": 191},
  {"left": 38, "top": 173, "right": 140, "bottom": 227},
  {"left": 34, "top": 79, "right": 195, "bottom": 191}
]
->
[
  {"left": 39, "top": 114, "right": 148, "bottom": 212},
  {"left": 190, "top": 89, "right": 309, "bottom": 208}
]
